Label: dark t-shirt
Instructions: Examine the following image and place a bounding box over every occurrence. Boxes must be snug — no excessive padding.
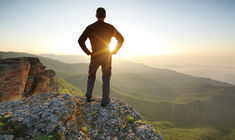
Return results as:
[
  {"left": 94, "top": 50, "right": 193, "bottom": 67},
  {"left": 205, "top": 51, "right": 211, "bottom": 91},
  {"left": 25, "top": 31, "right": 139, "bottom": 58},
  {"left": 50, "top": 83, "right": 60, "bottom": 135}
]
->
[{"left": 79, "top": 20, "right": 123, "bottom": 55}]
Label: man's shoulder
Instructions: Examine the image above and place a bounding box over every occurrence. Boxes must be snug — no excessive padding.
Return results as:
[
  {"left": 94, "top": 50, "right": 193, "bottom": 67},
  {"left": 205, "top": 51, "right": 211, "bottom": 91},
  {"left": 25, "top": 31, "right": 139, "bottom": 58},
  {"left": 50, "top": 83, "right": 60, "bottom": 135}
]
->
[
  {"left": 92, "top": 21, "right": 115, "bottom": 28},
  {"left": 86, "top": 22, "right": 96, "bottom": 29},
  {"left": 86, "top": 21, "right": 116, "bottom": 31},
  {"left": 104, "top": 22, "right": 115, "bottom": 28}
]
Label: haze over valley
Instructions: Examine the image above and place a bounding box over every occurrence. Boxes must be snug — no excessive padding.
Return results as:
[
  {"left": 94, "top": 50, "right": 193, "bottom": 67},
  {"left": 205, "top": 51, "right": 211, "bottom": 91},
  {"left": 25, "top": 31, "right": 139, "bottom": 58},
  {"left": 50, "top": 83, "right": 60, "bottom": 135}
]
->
[{"left": 39, "top": 52, "right": 235, "bottom": 85}]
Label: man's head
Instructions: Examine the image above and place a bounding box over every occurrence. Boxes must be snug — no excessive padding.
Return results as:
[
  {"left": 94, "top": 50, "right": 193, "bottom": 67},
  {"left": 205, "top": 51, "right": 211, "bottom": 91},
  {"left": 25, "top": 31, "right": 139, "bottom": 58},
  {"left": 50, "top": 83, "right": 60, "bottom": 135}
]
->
[{"left": 96, "top": 7, "right": 106, "bottom": 20}]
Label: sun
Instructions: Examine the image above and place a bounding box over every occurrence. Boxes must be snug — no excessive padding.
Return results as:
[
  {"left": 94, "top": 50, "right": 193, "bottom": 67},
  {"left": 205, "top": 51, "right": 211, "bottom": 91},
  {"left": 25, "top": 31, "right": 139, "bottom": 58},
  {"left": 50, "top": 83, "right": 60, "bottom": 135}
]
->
[{"left": 109, "top": 37, "right": 117, "bottom": 52}]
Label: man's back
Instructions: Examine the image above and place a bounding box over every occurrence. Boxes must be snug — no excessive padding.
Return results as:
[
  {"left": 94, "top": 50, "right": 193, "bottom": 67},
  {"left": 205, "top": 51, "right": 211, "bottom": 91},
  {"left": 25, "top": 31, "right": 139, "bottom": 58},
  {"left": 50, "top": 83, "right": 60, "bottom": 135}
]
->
[
  {"left": 88, "top": 21, "right": 115, "bottom": 53},
  {"left": 79, "top": 20, "right": 123, "bottom": 55}
]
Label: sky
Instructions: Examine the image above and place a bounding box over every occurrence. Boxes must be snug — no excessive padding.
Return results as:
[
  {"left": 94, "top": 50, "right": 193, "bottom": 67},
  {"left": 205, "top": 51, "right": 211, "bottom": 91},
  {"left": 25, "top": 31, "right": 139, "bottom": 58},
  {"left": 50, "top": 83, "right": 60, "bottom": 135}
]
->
[{"left": 0, "top": 0, "right": 235, "bottom": 56}]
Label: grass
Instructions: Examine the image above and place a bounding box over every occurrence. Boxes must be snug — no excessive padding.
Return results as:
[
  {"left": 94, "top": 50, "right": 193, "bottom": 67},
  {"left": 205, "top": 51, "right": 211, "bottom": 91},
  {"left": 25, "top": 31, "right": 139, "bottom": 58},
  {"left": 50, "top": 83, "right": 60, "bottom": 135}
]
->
[
  {"left": 0, "top": 114, "right": 26, "bottom": 137},
  {"left": 226, "top": 128, "right": 235, "bottom": 140},
  {"left": 55, "top": 76, "right": 84, "bottom": 96},
  {"left": 146, "top": 121, "right": 228, "bottom": 140},
  {"left": 126, "top": 115, "right": 135, "bottom": 124},
  {"left": 35, "top": 133, "right": 61, "bottom": 140},
  {"left": 159, "top": 127, "right": 225, "bottom": 140}
]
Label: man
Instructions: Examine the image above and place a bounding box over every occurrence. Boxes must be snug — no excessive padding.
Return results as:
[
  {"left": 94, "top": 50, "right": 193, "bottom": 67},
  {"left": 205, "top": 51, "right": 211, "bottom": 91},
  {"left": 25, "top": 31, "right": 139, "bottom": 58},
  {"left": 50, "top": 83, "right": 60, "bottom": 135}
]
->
[{"left": 78, "top": 7, "right": 124, "bottom": 107}]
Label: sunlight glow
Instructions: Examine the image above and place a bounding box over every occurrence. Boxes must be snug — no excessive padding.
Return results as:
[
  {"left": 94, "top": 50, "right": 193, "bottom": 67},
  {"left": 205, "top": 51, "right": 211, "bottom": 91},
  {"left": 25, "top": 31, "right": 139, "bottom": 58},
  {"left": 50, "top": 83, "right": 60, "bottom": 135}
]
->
[
  {"left": 107, "top": 21, "right": 182, "bottom": 56},
  {"left": 109, "top": 37, "right": 117, "bottom": 52}
]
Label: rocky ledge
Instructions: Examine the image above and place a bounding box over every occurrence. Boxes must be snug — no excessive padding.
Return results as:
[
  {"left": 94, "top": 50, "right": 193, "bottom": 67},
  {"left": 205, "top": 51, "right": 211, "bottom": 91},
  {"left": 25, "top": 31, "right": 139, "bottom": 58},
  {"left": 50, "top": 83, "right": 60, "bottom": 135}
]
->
[
  {"left": 0, "top": 92, "right": 163, "bottom": 140},
  {"left": 0, "top": 57, "right": 58, "bottom": 103}
]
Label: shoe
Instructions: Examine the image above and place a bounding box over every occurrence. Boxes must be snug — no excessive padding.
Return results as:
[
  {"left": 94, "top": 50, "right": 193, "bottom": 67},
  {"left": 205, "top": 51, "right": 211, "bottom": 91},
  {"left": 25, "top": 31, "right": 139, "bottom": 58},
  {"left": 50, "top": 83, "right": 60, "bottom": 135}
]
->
[
  {"left": 101, "top": 98, "right": 110, "bottom": 107},
  {"left": 87, "top": 97, "right": 91, "bottom": 102},
  {"left": 86, "top": 97, "right": 95, "bottom": 102}
]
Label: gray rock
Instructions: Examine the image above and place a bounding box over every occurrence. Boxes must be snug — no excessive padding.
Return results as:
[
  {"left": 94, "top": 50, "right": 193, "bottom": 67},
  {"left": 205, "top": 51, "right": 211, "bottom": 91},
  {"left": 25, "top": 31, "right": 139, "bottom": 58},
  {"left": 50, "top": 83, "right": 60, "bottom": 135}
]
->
[
  {"left": 0, "top": 135, "right": 14, "bottom": 140},
  {"left": 0, "top": 92, "right": 163, "bottom": 140}
]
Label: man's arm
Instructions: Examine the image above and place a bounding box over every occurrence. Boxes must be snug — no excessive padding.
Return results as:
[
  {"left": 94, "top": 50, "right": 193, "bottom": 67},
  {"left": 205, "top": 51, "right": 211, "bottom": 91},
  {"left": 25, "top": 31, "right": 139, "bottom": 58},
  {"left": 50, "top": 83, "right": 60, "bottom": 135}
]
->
[
  {"left": 112, "top": 27, "right": 124, "bottom": 55},
  {"left": 78, "top": 27, "right": 91, "bottom": 55}
]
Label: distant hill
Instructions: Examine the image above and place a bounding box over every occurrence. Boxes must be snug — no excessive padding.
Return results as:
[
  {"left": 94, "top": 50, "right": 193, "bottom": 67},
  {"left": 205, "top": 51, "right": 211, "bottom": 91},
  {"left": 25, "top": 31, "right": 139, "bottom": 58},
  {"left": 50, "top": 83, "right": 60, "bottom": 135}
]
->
[
  {"left": 39, "top": 54, "right": 90, "bottom": 63},
  {"left": 0, "top": 51, "right": 155, "bottom": 74},
  {"left": 123, "top": 55, "right": 235, "bottom": 85},
  {"left": 36, "top": 53, "right": 235, "bottom": 85}
]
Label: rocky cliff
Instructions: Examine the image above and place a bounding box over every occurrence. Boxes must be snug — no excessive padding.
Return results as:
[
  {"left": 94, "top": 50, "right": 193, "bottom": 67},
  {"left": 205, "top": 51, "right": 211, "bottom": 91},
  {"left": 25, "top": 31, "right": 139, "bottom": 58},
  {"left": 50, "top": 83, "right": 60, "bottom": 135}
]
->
[
  {"left": 0, "top": 57, "right": 58, "bottom": 103},
  {"left": 0, "top": 92, "right": 163, "bottom": 140}
]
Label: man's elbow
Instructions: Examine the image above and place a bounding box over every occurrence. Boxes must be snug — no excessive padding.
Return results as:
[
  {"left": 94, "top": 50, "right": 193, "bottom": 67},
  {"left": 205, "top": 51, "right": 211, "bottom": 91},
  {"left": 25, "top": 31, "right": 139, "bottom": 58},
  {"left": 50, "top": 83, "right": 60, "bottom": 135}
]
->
[
  {"left": 120, "top": 36, "right": 124, "bottom": 44},
  {"left": 78, "top": 38, "right": 81, "bottom": 44},
  {"left": 78, "top": 37, "right": 84, "bottom": 46}
]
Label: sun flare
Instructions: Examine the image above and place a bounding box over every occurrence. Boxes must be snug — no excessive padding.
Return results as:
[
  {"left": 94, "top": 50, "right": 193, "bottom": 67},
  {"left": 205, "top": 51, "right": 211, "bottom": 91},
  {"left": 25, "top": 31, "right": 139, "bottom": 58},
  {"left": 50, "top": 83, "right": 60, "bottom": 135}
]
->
[{"left": 109, "top": 37, "right": 117, "bottom": 52}]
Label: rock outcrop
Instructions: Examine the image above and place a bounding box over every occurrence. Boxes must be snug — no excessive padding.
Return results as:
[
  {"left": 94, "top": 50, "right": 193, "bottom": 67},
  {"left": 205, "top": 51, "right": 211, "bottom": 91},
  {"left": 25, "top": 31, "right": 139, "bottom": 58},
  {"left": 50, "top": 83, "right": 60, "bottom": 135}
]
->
[
  {"left": 0, "top": 57, "right": 58, "bottom": 103},
  {"left": 0, "top": 92, "right": 163, "bottom": 140}
]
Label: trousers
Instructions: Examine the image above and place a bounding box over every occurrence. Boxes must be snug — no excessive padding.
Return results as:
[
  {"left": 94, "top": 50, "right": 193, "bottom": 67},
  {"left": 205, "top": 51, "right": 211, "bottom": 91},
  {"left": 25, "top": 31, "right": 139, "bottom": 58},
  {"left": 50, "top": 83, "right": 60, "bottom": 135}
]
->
[{"left": 86, "top": 53, "right": 112, "bottom": 101}]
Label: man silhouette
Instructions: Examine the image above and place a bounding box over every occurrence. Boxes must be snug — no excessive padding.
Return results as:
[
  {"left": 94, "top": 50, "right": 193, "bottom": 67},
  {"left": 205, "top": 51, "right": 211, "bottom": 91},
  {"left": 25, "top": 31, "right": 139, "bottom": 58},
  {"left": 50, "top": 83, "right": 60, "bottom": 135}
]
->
[{"left": 78, "top": 7, "right": 124, "bottom": 107}]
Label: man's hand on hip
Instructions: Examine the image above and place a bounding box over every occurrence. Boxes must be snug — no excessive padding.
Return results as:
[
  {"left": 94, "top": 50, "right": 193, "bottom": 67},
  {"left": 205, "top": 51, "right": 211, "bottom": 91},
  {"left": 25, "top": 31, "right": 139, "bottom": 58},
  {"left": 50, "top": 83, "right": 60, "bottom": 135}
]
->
[{"left": 110, "top": 51, "right": 116, "bottom": 55}]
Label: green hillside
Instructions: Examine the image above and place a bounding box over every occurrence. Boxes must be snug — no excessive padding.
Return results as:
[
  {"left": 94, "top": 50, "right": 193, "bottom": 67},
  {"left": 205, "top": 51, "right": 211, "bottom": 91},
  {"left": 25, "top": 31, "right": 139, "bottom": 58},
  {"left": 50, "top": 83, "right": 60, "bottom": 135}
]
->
[
  {"left": 55, "top": 76, "right": 84, "bottom": 96},
  {"left": 147, "top": 121, "right": 227, "bottom": 140}
]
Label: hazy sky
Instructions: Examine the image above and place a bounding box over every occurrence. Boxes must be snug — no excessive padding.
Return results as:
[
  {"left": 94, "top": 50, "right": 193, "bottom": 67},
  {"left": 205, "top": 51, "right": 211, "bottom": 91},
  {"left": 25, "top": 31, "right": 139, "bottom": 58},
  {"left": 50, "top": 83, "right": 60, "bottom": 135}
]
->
[{"left": 0, "top": 0, "right": 235, "bottom": 56}]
